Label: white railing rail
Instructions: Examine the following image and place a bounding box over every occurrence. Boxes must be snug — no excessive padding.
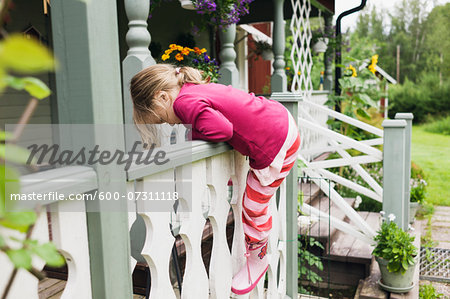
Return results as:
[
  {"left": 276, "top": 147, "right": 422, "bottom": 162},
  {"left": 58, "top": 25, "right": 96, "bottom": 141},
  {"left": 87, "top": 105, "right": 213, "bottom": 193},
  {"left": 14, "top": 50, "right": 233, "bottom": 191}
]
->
[{"left": 298, "top": 97, "right": 384, "bottom": 244}]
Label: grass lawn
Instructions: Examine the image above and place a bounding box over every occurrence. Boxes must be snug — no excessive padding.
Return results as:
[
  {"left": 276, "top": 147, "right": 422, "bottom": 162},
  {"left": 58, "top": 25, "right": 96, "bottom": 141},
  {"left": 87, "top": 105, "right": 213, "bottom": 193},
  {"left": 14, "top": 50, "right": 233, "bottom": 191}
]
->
[{"left": 411, "top": 126, "right": 450, "bottom": 206}]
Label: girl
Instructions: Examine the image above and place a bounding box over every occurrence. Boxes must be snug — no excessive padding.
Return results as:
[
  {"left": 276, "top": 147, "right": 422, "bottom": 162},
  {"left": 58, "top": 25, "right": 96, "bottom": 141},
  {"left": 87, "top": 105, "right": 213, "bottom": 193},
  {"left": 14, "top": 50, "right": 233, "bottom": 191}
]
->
[{"left": 130, "top": 64, "right": 300, "bottom": 295}]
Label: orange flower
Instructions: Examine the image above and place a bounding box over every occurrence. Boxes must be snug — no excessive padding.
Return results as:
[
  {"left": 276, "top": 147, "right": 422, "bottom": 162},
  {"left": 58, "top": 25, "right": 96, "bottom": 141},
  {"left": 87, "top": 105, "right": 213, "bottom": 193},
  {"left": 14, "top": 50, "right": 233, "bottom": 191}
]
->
[
  {"left": 193, "top": 47, "right": 202, "bottom": 55},
  {"left": 169, "top": 44, "right": 178, "bottom": 50},
  {"left": 175, "top": 53, "right": 184, "bottom": 61},
  {"left": 182, "top": 47, "right": 190, "bottom": 55}
]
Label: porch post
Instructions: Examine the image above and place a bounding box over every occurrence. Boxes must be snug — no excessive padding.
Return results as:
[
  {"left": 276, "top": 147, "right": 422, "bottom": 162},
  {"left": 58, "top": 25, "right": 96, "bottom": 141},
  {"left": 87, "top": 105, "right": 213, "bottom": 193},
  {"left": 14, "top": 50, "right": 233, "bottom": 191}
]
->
[
  {"left": 122, "top": 0, "right": 156, "bottom": 128},
  {"left": 395, "top": 113, "right": 414, "bottom": 229},
  {"left": 271, "top": 0, "right": 287, "bottom": 92},
  {"left": 323, "top": 14, "right": 333, "bottom": 91},
  {"left": 272, "top": 92, "right": 301, "bottom": 299},
  {"left": 50, "top": 0, "right": 133, "bottom": 298},
  {"left": 382, "top": 119, "right": 407, "bottom": 230},
  {"left": 218, "top": 25, "right": 239, "bottom": 87}
]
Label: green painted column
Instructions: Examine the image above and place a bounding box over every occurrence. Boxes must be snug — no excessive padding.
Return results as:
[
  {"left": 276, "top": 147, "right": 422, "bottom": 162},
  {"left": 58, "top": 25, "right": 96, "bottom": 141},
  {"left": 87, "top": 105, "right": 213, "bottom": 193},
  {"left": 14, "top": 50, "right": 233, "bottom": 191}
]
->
[
  {"left": 271, "top": 0, "right": 287, "bottom": 93},
  {"left": 382, "top": 119, "right": 407, "bottom": 230},
  {"left": 218, "top": 24, "right": 239, "bottom": 87},
  {"left": 50, "top": 1, "right": 133, "bottom": 298},
  {"left": 271, "top": 93, "right": 301, "bottom": 299},
  {"left": 122, "top": 0, "right": 156, "bottom": 129},
  {"left": 323, "top": 14, "right": 333, "bottom": 91},
  {"left": 395, "top": 113, "right": 414, "bottom": 230}
]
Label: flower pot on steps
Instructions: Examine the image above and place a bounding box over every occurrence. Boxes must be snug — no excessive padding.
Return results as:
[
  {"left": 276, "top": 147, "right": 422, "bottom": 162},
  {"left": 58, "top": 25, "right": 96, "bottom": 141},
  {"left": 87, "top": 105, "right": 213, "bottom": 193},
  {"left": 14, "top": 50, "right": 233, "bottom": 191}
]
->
[
  {"left": 409, "top": 202, "right": 420, "bottom": 224},
  {"left": 179, "top": 0, "right": 195, "bottom": 10},
  {"left": 375, "top": 255, "right": 419, "bottom": 293}
]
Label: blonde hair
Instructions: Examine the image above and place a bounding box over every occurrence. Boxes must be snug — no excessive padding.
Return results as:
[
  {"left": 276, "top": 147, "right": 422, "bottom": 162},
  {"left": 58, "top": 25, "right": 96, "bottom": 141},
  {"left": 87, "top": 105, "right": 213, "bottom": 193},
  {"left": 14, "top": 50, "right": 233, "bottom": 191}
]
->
[{"left": 130, "top": 64, "right": 209, "bottom": 146}]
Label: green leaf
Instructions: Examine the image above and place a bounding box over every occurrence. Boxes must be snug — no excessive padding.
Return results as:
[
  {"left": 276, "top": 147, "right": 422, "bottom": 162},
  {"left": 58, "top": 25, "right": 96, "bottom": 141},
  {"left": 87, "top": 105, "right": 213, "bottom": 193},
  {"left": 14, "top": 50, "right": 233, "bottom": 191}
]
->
[
  {"left": 30, "top": 243, "right": 65, "bottom": 267},
  {"left": 0, "top": 235, "right": 5, "bottom": 247},
  {"left": 0, "top": 211, "right": 37, "bottom": 232},
  {"left": 0, "top": 165, "right": 21, "bottom": 217},
  {"left": 0, "top": 34, "right": 55, "bottom": 73},
  {"left": 4, "top": 76, "right": 51, "bottom": 99},
  {"left": 356, "top": 108, "right": 371, "bottom": 120},
  {"left": 6, "top": 248, "right": 32, "bottom": 269},
  {"left": 0, "top": 131, "right": 13, "bottom": 141},
  {"left": 0, "top": 144, "right": 35, "bottom": 164},
  {"left": 359, "top": 93, "right": 377, "bottom": 107}
]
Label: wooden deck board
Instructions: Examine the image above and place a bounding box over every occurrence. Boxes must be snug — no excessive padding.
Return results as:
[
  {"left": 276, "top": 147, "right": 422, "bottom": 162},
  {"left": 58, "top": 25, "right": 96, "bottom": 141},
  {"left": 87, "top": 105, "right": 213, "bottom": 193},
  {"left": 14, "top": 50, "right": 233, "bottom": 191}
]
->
[
  {"left": 328, "top": 211, "right": 370, "bottom": 262},
  {"left": 38, "top": 279, "right": 66, "bottom": 299},
  {"left": 346, "top": 212, "right": 380, "bottom": 264}
]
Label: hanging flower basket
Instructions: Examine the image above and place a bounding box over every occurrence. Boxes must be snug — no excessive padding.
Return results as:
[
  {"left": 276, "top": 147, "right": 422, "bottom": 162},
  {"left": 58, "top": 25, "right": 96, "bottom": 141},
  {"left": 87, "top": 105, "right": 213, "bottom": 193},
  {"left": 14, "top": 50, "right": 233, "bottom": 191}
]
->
[
  {"left": 312, "top": 37, "right": 328, "bottom": 54},
  {"left": 179, "top": 0, "right": 195, "bottom": 10},
  {"left": 261, "top": 49, "right": 273, "bottom": 61}
]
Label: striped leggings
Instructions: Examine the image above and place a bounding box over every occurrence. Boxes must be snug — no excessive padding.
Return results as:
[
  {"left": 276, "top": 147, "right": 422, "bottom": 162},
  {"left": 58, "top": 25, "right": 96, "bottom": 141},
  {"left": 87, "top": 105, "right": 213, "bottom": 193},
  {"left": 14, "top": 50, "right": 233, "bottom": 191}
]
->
[{"left": 242, "top": 115, "right": 300, "bottom": 243}]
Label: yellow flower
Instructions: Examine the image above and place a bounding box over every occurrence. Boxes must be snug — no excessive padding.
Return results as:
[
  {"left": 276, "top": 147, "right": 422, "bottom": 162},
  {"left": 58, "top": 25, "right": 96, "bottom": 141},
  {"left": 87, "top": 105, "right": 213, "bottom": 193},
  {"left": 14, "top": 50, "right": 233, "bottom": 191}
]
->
[
  {"left": 162, "top": 54, "right": 170, "bottom": 61},
  {"left": 175, "top": 53, "right": 184, "bottom": 61},
  {"left": 347, "top": 65, "right": 357, "bottom": 77},
  {"left": 181, "top": 47, "right": 190, "bottom": 55},
  {"left": 200, "top": 48, "right": 207, "bottom": 54},
  {"left": 165, "top": 49, "right": 173, "bottom": 55},
  {"left": 177, "top": 45, "right": 183, "bottom": 51},
  {"left": 285, "top": 67, "right": 290, "bottom": 70},
  {"left": 169, "top": 44, "right": 178, "bottom": 50},
  {"left": 369, "top": 54, "right": 378, "bottom": 74},
  {"left": 297, "top": 71, "right": 301, "bottom": 75}
]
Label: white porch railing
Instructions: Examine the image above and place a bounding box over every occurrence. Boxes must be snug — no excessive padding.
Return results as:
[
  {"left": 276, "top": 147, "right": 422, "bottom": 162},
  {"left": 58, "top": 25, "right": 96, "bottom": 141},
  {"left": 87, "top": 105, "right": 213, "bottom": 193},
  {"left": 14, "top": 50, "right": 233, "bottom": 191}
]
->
[
  {"left": 298, "top": 98, "right": 385, "bottom": 244},
  {"left": 1, "top": 136, "right": 289, "bottom": 298}
]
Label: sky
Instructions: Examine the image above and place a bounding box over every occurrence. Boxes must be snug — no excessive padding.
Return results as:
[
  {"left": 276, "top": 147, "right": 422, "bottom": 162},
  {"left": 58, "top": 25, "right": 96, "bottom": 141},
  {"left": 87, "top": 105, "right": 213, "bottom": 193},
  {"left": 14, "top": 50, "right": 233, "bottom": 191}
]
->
[{"left": 335, "top": 0, "right": 450, "bottom": 32}]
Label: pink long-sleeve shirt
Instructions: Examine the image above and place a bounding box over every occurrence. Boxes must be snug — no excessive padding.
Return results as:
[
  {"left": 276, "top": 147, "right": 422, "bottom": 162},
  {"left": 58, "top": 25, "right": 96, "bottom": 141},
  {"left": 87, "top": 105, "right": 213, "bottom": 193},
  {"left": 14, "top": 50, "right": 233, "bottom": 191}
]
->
[{"left": 172, "top": 83, "right": 289, "bottom": 170}]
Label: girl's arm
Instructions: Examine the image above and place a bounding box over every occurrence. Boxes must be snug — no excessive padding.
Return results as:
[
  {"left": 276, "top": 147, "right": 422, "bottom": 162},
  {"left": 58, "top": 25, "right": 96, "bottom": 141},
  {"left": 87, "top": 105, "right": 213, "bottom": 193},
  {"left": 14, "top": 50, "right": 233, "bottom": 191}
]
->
[{"left": 191, "top": 107, "right": 233, "bottom": 142}]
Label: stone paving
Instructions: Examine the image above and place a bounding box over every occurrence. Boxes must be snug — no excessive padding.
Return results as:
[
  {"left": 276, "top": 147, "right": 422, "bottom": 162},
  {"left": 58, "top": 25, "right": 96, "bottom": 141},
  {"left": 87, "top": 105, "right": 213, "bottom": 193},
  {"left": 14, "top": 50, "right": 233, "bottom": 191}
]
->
[{"left": 418, "top": 206, "right": 450, "bottom": 297}]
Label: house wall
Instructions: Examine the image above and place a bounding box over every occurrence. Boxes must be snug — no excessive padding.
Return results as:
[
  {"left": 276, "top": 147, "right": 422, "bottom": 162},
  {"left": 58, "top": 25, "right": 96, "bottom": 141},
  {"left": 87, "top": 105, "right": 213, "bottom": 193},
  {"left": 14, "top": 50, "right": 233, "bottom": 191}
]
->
[{"left": 1, "top": 0, "right": 54, "bottom": 174}]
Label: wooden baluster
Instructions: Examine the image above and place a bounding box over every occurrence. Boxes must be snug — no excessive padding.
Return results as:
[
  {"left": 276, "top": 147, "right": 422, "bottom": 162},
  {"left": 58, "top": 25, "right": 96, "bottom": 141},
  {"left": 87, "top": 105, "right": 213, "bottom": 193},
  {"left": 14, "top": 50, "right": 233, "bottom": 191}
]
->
[
  {"left": 277, "top": 181, "right": 287, "bottom": 296},
  {"left": 127, "top": 181, "right": 138, "bottom": 272},
  {"left": 123, "top": 0, "right": 156, "bottom": 150},
  {"left": 229, "top": 152, "right": 250, "bottom": 299},
  {"left": 178, "top": 161, "right": 209, "bottom": 299},
  {"left": 218, "top": 25, "right": 239, "bottom": 87},
  {"left": 137, "top": 171, "right": 177, "bottom": 299},
  {"left": 51, "top": 200, "right": 93, "bottom": 298},
  {"left": 271, "top": 0, "right": 287, "bottom": 92},
  {"left": 205, "top": 153, "right": 233, "bottom": 299},
  {"left": 0, "top": 209, "right": 49, "bottom": 298}
]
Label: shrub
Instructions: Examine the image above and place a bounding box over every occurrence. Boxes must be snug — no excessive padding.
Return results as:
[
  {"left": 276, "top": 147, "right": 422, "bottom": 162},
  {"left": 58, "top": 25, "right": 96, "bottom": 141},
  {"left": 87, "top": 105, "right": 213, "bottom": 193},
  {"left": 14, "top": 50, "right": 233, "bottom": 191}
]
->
[
  {"left": 423, "top": 116, "right": 450, "bottom": 135},
  {"left": 419, "top": 283, "right": 444, "bottom": 299},
  {"left": 388, "top": 74, "right": 450, "bottom": 123}
]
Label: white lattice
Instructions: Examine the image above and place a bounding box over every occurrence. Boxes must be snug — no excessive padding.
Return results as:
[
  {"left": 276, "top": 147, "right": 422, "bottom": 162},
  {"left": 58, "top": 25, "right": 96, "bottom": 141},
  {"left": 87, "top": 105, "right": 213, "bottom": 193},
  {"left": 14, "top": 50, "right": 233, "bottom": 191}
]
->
[{"left": 289, "top": 0, "right": 313, "bottom": 99}]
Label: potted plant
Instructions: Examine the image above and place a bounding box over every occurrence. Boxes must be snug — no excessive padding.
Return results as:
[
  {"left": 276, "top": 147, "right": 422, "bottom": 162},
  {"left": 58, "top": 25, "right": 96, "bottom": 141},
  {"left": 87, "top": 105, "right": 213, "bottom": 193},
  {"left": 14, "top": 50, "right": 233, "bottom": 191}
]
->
[
  {"left": 372, "top": 213, "right": 418, "bottom": 293},
  {"left": 409, "top": 162, "right": 427, "bottom": 223},
  {"left": 190, "top": 0, "right": 254, "bottom": 31},
  {"left": 250, "top": 40, "right": 273, "bottom": 61},
  {"left": 160, "top": 44, "right": 220, "bottom": 82}
]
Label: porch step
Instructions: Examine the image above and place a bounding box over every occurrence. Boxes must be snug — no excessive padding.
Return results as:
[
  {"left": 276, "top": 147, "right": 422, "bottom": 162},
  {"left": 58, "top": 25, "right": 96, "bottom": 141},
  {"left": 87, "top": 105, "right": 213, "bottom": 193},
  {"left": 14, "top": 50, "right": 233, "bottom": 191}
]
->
[
  {"left": 299, "top": 196, "right": 356, "bottom": 246},
  {"left": 327, "top": 211, "right": 381, "bottom": 265}
]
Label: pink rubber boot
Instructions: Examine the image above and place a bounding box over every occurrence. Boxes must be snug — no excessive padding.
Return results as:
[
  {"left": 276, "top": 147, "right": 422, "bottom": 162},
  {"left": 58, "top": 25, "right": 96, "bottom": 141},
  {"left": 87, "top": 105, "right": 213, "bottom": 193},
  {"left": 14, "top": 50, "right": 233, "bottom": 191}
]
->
[{"left": 231, "top": 239, "right": 269, "bottom": 295}]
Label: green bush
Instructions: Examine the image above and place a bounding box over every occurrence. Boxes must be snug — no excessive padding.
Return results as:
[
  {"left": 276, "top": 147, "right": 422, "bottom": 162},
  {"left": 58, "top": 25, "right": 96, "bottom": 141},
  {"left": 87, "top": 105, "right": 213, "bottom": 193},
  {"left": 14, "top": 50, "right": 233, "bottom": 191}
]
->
[
  {"left": 388, "top": 74, "right": 450, "bottom": 123},
  {"left": 423, "top": 116, "right": 450, "bottom": 135},
  {"left": 419, "top": 283, "right": 444, "bottom": 299}
]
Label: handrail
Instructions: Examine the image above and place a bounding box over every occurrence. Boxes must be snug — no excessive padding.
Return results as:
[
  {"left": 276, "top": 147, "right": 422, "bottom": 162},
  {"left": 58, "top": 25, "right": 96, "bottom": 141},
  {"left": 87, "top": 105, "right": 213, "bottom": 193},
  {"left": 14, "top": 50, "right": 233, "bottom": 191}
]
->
[
  {"left": 126, "top": 141, "right": 232, "bottom": 181},
  {"left": 301, "top": 99, "right": 384, "bottom": 137},
  {"left": 20, "top": 166, "right": 98, "bottom": 207}
]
